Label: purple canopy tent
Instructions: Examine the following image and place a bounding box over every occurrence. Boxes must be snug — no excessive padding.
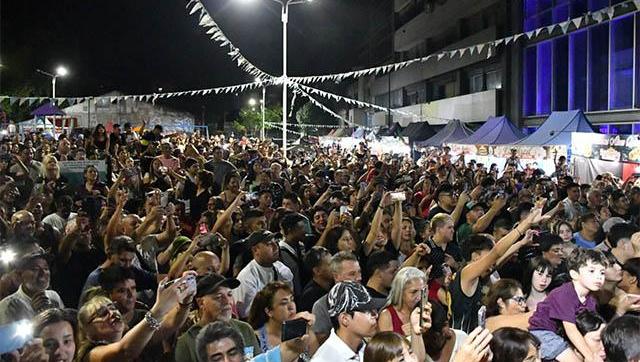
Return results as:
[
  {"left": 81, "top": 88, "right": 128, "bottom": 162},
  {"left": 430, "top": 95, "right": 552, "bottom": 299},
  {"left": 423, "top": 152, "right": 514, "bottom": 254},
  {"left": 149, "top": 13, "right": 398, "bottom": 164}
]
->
[{"left": 30, "top": 102, "right": 65, "bottom": 117}]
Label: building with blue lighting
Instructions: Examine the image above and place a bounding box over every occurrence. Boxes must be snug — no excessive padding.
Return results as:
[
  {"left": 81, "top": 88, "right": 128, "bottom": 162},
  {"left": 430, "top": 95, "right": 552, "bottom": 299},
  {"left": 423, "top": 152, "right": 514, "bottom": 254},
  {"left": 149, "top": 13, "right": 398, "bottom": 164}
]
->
[{"left": 349, "top": 0, "right": 640, "bottom": 135}]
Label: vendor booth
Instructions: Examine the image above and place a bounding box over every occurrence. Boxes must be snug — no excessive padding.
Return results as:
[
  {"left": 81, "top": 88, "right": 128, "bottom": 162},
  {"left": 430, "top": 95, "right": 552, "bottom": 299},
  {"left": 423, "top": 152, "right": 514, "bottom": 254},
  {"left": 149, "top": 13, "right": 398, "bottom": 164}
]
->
[{"left": 414, "top": 119, "right": 473, "bottom": 147}]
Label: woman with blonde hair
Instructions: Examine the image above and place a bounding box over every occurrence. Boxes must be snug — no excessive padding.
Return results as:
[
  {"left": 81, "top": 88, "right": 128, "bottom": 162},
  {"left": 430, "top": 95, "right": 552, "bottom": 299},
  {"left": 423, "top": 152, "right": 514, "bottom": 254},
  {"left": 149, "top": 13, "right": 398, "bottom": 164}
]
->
[
  {"left": 75, "top": 274, "right": 193, "bottom": 362},
  {"left": 378, "top": 267, "right": 427, "bottom": 335}
]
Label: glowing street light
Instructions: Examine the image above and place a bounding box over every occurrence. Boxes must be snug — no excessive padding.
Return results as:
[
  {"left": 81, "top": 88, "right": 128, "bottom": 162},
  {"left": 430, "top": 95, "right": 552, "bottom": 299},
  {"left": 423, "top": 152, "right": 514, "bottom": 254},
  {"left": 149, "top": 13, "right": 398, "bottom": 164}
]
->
[
  {"left": 239, "top": 0, "right": 313, "bottom": 158},
  {"left": 248, "top": 98, "right": 257, "bottom": 107},
  {"left": 36, "top": 65, "right": 70, "bottom": 98}
]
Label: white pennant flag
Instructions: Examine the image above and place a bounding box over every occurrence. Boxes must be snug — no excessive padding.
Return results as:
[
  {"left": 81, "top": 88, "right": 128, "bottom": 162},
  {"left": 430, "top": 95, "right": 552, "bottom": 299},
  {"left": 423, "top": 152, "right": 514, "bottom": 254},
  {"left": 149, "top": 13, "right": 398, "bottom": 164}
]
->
[
  {"left": 199, "top": 15, "right": 213, "bottom": 27},
  {"left": 19, "top": 98, "right": 29, "bottom": 106},
  {"left": 437, "top": 53, "right": 445, "bottom": 61},
  {"left": 635, "top": 0, "right": 640, "bottom": 10},
  {"left": 535, "top": 27, "right": 545, "bottom": 37},
  {"left": 29, "top": 98, "right": 39, "bottom": 106},
  {"left": 526, "top": 30, "right": 535, "bottom": 39},
  {"left": 504, "top": 36, "right": 513, "bottom": 45},
  {"left": 477, "top": 43, "right": 485, "bottom": 54},
  {"left": 487, "top": 46, "right": 494, "bottom": 59},
  {"left": 494, "top": 39, "right": 504, "bottom": 46},
  {"left": 513, "top": 33, "right": 523, "bottom": 42},
  {"left": 189, "top": 2, "right": 203, "bottom": 15},
  {"left": 572, "top": 17, "right": 582, "bottom": 28},
  {"left": 546, "top": 24, "right": 556, "bottom": 34},
  {"left": 186, "top": 0, "right": 196, "bottom": 9},
  {"left": 593, "top": 11, "right": 603, "bottom": 23},
  {"left": 607, "top": 6, "right": 615, "bottom": 19},
  {"left": 560, "top": 20, "right": 571, "bottom": 33}
]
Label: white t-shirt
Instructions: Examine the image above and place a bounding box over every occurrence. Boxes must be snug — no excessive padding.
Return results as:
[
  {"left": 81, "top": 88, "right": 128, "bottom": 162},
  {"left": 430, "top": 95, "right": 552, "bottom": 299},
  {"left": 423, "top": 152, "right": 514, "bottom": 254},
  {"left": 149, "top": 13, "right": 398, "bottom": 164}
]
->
[
  {"left": 42, "top": 212, "right": 77, "bottom": 233},
  {"left": 232, "top": 259, "right": 293, "bottom": 318}
]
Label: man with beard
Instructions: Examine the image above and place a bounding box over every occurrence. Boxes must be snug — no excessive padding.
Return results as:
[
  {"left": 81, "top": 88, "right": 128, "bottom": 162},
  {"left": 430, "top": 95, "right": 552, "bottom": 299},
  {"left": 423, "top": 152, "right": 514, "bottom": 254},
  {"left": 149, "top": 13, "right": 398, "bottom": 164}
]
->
[
  {"left": 0, "top": 247, "right": 64, "bottom": 323},
  {"left": 175, "top": 273, "right": 261, "bottom": 362}
]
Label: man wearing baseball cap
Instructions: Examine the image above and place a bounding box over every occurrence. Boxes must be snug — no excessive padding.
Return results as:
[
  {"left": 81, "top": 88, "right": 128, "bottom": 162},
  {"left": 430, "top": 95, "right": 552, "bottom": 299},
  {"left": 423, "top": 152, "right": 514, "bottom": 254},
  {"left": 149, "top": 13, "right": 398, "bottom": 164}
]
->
[
  {"left": 232, "top": 230, "right": 293, "bottom": 319},
  {"left": 175, "top": 273, "right": 261, "bottom": 362}
]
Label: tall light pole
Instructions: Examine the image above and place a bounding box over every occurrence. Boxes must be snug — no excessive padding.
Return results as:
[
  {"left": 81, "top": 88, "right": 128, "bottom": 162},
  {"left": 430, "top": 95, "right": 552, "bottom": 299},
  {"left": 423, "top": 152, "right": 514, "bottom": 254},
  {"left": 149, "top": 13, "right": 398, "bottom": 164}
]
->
[
  {"left": 256, "top": 77, "right": 266, "bottom": 140},
  {"left": 240, "top": 0, "right": 312, "bottom": 158},
  {"left": 36, "top": 66, "right": 69, "bottom": 98}
]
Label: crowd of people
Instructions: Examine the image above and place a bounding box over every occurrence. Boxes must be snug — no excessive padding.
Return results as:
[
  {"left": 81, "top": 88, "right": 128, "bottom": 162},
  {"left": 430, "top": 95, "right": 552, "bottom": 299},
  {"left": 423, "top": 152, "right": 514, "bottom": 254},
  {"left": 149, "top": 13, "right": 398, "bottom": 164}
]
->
[{"left": 0, "top": 122, "right": 639, "bottom": 362}]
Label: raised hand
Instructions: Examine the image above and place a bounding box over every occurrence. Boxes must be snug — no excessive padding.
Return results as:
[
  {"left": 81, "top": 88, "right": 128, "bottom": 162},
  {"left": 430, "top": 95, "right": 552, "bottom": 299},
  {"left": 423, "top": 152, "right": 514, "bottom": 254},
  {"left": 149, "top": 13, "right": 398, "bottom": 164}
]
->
[{"left": 452, "top": 327, "right": 493, "bottom": 362}]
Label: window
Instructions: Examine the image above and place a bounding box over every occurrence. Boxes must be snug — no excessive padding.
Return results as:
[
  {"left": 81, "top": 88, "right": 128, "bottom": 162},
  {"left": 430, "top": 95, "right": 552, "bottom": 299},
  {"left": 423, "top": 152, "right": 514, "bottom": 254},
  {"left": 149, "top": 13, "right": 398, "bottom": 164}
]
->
[
  {"left": 588, "top": 23, "right": 609, "bottom": 111},
  {"left": 568, "top": 31, "right": 588, "bottom": 110},
  {"left": 537, "top": 41, "right": 553, "bottom": 115},
  {"left": 523, "top": 46, "right": 538, "bottom": 116},
  {"left": 486, "top": 70, "right": 502, "bottom": 90},
  {"left": 470, "top": 73, "right": 484, "bottom": 93},
  {"left": 610, "top": 15, "right": 634, "bottom": 109},
  {"left": 553, "top": 37, "right": 569, "bottom": 111}
]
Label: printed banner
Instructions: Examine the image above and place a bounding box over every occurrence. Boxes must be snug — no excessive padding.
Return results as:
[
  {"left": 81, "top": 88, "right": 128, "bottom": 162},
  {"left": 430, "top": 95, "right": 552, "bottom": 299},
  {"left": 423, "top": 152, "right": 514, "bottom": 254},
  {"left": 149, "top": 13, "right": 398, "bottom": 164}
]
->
[
  {"left": 59, "top": 160, "right": 108, "bottom": 187},
  {"left": 571, "top": 133, "right": 640, "bottom": 163}
]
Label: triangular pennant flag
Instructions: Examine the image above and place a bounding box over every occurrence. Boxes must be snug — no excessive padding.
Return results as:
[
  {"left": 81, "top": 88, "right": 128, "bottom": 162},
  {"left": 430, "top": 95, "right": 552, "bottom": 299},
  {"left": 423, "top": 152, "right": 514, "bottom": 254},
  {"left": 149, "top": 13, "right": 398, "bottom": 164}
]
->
[
  {"left": 504, "top": 36, "right": 513, "bottom": 45},
  {"left": 526, "top": 30, "right": 535, "bottom": 39},
  {"left": 29, "top": 98, "right": 39, "bottom": 106},
  {"left": 546, "top": 24, "right": 556, "bottom": 34},
  {"left": 572, "top": 17, "right": 582, "bottom": 28},
  {"left": 494, "top": 38, "right": 504, "bottom": 46},
  {"left": 607, "top": 6, "right": 615, "bottom": 19},
  {"left": 189, "top": 2, "right": 202, "bottom": 15},
  {"left": 9, "top": 97, "right": 18, "bottom": 105},
  {"left": 560, "top": 20, "right": 571, "bottom": 33},
  {"left": 477, "top": 43, "right": 485, "bottom": 54},
  {"left": 513, "top": 33, "right": 523, "bottom": 42},
  {"left": 186, "top": 0, "right": 196, "bottom": 9},
  {"left": 199, "top": 14, "right": 213, "bottom": 27},
  {"left": 437, "top": 53, "right": 445, "bottom": 61},
  {"left": 635, "top": 0, "right": 640, "bottom": 10},
  {"left": 487, "top": 46, "right": 494, "bottom": 59},
  {"left": 535, "top": 27, "right": 545, "bottom": 37},
  {"left": 19, "top": 98, "right": 29, "bottom": 106},
  {"left": 593, "top": 11, "right": 603, "bottom": 23}
]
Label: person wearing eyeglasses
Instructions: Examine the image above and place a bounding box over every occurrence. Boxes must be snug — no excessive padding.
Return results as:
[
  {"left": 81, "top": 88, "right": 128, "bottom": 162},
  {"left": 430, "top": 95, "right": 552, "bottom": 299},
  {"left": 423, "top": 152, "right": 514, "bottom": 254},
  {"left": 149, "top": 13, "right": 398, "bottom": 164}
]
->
[
  {"left": 75, "top": 272, "right": 194, "bottom": 362},
  {"left": 483, "top": 279, "right": 533, "bottom": 333},
  {"left": 311, "top": 281, "right": 429, "bottom": 362}
]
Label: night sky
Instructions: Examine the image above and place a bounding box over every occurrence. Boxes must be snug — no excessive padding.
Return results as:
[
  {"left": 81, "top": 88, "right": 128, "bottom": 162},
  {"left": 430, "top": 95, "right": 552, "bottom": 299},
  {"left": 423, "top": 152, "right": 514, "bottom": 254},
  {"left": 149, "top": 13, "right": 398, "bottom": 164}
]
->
[{"left": 0, "top": 0, "right": 371, "bottom": 123}]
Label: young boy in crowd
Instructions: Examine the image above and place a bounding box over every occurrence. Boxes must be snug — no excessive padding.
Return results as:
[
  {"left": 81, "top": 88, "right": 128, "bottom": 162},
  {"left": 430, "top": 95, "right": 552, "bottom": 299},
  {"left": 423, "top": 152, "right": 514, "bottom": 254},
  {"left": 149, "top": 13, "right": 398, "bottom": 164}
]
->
[{"left": 529, "top": 248, "right": 608, "bottom": 362}]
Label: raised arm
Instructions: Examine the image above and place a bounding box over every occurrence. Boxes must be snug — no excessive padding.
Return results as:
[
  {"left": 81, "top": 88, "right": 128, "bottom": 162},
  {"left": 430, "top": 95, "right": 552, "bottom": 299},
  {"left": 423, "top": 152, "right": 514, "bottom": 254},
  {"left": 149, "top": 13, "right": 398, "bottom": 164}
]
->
[
  {"left": 390, "top": 199, "right": 403, "bottom": 251},
  {"left": 460, "top": 200, "right": 545, "bottom": 296},
  {"left": 363, "top": 193, "right": 391, "bottom": 256},
  {"left": 104, "top": 190, "right": 128, "bottom": 252},
  {"left": 450, "top": 191, "right": 470, "bottom": 227},
  {"left": 472, "top": 195, "right": 506, "bottom": 233},
  {"left": 87, "top": 280, "right": 183, "bottom": 362}
]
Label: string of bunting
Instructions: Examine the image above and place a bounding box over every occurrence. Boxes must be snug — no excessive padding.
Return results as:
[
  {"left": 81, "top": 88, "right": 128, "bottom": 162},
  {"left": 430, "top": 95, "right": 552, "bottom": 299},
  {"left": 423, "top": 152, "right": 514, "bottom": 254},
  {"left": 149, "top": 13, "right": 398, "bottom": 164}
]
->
[
  {"left": 289, "top": 0, "right": 640, "bottom": 85},
  {"left": 0, "top": 80, "right": 269, "bottom": 107},
  {"left": 265, "top": 122, "right": 305, "bottom": 136},
  {"left": 290, "top": 84, "right": 353, "bottom": 126},
  {"left": 185, "top": 0, "right": 276, "bottom": 81},
  {"left": 269, "top": 122, "right": 348, "bottom": 129},
  {"left": 292, "top": 82, "right": 450, "bottom": 123}
]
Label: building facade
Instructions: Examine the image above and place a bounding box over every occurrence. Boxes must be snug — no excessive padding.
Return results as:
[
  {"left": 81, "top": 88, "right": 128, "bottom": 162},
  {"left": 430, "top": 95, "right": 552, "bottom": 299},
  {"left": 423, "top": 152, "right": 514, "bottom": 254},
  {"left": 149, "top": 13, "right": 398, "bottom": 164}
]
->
[{"left": 350, "top": 0, "right": 640, "bottom": 133}]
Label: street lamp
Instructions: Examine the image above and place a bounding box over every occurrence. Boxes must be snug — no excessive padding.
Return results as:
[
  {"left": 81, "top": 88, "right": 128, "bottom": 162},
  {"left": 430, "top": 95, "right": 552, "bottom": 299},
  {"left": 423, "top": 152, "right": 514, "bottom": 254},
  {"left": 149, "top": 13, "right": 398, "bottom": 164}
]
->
[
  {"left": 256, "top": 77, "right": 267, "bottom": 140},
  {"left": 36, "top": 65, "right": 69, "bottom": 98},
  {"left": 248, "top": 98, "right": 257, "bottom": 107},
  {"left": 240, "top": 0, "right": 313, "bottom": 158}
]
